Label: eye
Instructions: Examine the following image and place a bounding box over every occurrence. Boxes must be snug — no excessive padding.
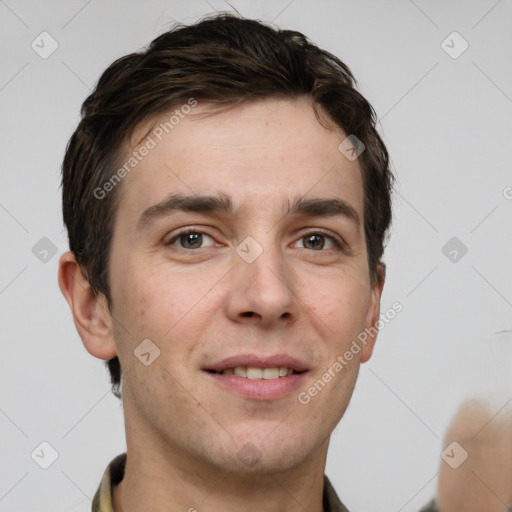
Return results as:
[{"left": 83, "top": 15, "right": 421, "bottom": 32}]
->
[
  {"left": 293, "top": 232, "right": 341, "bottom": 251},
  {"left": 166, "top": 229, "right": 216, "bottom": 250}
]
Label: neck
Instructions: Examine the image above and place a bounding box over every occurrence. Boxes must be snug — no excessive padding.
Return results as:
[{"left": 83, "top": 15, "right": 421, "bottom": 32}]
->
[
  {"left": 113, "top": 417, "right": 329, "bottom": 512},
  {"left": 113, "top": 458, "right": 327, "bottom": 512}
]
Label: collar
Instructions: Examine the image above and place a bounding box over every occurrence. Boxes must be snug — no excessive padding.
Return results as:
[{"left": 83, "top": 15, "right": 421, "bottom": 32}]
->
[{"left": 92, "top": 453, "right": 350, "bottom": 512}]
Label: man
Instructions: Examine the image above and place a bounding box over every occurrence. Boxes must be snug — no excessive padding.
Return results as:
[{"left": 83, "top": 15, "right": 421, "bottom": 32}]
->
[{"left": 58, "top": 13, "right": 393, "bottom": 512}]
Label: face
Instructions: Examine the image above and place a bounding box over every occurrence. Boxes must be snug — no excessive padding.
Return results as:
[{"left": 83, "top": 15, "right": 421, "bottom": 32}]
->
[{"left": 104, "top": 97, "right": 383, "bottom": 474}]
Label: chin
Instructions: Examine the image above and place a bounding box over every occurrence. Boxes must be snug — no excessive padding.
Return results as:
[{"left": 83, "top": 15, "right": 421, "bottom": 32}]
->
[{"left": 207, "top": 427, "right": 323, "bottom": 475}]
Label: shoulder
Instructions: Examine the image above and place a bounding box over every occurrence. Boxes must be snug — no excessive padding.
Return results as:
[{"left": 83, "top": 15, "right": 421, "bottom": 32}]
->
[{"left": 418, "top": 498, "right": 439, "bottom": 511}]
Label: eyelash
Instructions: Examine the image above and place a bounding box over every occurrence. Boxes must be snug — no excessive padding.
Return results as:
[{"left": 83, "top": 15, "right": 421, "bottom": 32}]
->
[
  {"left": 297, "top": 231, "right": 344, "bottom": 251},
  {"left": 165, "top": 228, "right": 217, "bottom": 249},
  {"left": 165, "top": 227, "right": 345, "bottom": 251}
]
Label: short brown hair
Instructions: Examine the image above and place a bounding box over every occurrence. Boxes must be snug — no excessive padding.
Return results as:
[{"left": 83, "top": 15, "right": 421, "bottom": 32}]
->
[{"left": 61, "top": 12, "right": 394, "bottom": 399}]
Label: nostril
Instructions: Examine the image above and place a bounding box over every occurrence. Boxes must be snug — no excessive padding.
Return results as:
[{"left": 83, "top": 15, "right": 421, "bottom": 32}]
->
[{"left": 242, "top": 311, "right": 255, "bottom": 318}]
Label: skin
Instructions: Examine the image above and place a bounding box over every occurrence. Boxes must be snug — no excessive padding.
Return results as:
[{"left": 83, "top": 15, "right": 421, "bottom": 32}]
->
[
  {"left": 58, "top": 96, "right": 385, "bottom": 512},
  {"left": 437, "top": 400, "right": 512, "bottom": 512}
]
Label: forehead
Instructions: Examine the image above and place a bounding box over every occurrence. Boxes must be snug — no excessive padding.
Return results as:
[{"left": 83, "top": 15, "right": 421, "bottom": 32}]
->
[{"left": 115, "top": 97, "right": 364, "bottom": 224}]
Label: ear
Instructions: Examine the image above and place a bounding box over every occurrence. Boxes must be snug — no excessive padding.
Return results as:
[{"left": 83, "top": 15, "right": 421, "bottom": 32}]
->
[
  {"left": 360, "top": 262, "right": 386, "bottom": 364},
  {"left": 58, "top": 251, "right": 117, "bottom": 360}
]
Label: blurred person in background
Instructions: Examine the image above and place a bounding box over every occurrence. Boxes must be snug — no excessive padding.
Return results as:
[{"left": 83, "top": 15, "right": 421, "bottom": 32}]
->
[{"left": 421, "top": 399, "right": 512, "bottom": 512}]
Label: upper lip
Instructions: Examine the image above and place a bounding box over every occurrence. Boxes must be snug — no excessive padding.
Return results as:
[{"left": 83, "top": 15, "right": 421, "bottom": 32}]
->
[{"left": 204, "top": 353, "right": 309, "bottom": 372}]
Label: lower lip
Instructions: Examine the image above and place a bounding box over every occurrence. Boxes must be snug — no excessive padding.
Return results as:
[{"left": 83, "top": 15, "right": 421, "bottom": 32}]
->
[{"left": 204, "top": 371, "right": 308, "bottom": 400}]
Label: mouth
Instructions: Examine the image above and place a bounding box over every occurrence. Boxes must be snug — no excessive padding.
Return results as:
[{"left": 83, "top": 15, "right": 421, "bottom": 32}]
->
[
  {"left": 203, "top": 354, "right": 309, "bottom": 400},
  {"left": 206, "top": 366, "right": 304, "bottom": 380}
]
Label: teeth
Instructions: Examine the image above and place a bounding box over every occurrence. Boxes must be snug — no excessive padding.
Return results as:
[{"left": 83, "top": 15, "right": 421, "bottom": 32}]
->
[
  {"left": 247, "top": 367, "right": 263, "bottom": 379},
  {"left": 262, "top": 368, "right": 279, "bottom": 380},
  {"left": 234, "top": 366, "right": 247, "bottom": 377},
  {"left": 221, "top": 366, "right": 296, "bottom": 379}
]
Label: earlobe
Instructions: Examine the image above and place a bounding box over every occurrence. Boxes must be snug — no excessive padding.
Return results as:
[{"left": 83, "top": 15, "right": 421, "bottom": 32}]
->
[
  {"left": 360, "top": 262, "right": 386, "bottom": 364},
  {"left": 58, "top": 251, "right": 118, "bottom": 360}
]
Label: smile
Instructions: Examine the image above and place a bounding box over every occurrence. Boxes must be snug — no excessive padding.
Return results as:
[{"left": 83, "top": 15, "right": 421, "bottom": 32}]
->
[{"left": 209, "top": 366, "right": 300, "bottom": 379}]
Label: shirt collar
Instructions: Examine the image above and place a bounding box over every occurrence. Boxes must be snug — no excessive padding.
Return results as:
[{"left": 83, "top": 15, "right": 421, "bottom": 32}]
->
[{"left": 92, "top": 453, "right": 350, "bottom": 512}]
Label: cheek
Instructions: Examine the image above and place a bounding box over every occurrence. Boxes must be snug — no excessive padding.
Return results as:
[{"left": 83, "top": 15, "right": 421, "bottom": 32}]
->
[
  {"left": 300, "top": 270, "right": 370, "bottom": 338},
  {"left": 113, "top": 263, "right": 187, "bottom": 331},
  {"left": 111, "top": 263, "right": 220, "bottom": 367},
  {"left": 112, "top": 276, "right": 158, "bottom": 338}
]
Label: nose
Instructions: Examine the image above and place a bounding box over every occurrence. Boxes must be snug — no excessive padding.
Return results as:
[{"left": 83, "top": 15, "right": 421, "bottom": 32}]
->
[{"left": 225, "top": 239, "right": 298, "bottom": 328}]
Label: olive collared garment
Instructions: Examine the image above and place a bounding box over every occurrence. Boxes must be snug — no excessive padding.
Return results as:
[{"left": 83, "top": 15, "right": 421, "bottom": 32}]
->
[{"left": 91, "top": 452, "right": 351, "bottom": 512}]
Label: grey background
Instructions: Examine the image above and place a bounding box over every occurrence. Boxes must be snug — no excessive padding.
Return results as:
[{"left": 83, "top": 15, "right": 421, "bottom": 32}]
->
[{"left": 1, "top": 1, "right": 511, "bottom": 511}]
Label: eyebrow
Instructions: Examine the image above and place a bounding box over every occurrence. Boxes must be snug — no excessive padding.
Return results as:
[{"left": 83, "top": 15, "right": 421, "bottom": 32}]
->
[
  {"left": 287, "top": 195, "right": 360, "bottom": 226},
  {"left": 136, "top": 192, "right": 360, "bottom": 230},
  {"left": 137, "top": 193, "right": 233, "bottom": 230}
]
